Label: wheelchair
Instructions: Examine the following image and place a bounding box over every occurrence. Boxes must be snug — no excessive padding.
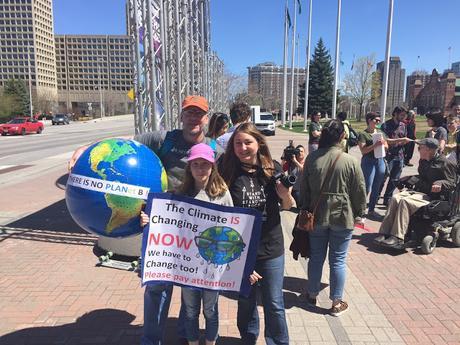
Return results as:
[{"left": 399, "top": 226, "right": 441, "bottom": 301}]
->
[{"left": 406, "top": 173, "right": 460, "bottom": 254}]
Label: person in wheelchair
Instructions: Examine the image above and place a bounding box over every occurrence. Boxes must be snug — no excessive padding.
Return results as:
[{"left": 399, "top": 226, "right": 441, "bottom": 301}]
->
[{"left": 374, "top": 138, "right": 457, "bottom": 248}]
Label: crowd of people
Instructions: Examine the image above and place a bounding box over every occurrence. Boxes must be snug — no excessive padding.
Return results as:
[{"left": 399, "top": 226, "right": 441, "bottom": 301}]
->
[{"left": 68, "top": 97, "right": 460, "bottom": 345}]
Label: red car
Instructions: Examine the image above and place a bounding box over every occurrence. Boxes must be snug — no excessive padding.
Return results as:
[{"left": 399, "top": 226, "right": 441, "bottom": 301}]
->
[{"left": 0, "top": 117, "right": 44, "bottom": 136}]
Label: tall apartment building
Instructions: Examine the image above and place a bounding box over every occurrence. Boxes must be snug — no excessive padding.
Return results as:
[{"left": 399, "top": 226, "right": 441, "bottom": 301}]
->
[
  {"left": 376, "top": 57, "right": 405, "bottom": 114},
  {"left": 247, "top": 62, "right": 305, "bottom": 112},
  {"left": 55, "top": 35, "right": 133, "bottom": 115},
  {"left": 0, "top": 0, "right": 57, "bottom": 103},
  {"left": 405, "top": 71, "right": 431, "bottom": 109}
]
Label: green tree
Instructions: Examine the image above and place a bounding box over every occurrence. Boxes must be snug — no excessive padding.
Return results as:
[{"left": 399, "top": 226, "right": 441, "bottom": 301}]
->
[
  {"left": 297, "top": 38, "right": 334, "bottom": 117},
  {"left": 0, "top": 94, "right": 21, "bottom": 122},
  {"left": 3, "top": 79, "right": 30, "bottom": 116}
]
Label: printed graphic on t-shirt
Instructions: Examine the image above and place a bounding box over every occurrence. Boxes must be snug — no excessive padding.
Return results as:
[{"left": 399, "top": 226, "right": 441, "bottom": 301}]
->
[{"left": 241, "top": 177, "right": 266, "bottom": 209}]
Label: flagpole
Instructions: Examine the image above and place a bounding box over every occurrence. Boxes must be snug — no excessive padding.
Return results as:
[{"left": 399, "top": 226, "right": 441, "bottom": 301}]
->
[
  {"left": 380, "top": 0, "right": 394, "bottom": 123},
  {"left": 289, "top": 0, "right": 297, "bottom": 129},
  {"left": 303, "top": 0, "right": 312, "bottom": 132},
  {"left": 331, "top": 0, "right": 341, "bottom": 119},
  {"left": 281, "top": 0, "right": 289, "bottom": 127}
]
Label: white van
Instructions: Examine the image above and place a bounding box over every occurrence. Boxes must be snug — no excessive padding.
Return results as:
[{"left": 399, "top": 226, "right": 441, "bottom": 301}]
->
[{"left": 250, "top": 105, "right": 276, "bottom": 136}]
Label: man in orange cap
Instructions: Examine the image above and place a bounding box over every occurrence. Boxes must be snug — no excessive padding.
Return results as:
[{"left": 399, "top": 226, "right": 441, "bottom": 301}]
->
[{"left": 68, "top": 95, "right": 223, "bottom": 345}]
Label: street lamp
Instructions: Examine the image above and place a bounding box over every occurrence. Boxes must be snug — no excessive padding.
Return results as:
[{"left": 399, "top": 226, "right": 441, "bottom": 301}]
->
[
  {"left": 98, "top": 58, "right": 104, "bottom": 118},
  {"left": 27, "top": 44, "right": 33, "bottom": 118}
]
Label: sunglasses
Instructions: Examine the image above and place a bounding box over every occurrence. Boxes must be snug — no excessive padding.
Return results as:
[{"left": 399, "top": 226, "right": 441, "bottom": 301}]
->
[
  {"left": 372, "top": 118, "right": 381, "bottom": 123},
  {"left": 215, "top": 112, "right": 229, "bottom": 122}
]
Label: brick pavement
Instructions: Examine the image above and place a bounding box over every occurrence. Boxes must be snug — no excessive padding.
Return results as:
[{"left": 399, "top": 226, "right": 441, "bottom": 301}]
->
[{"left": 0, "top": 127, "right": 459, "bottom": 344}]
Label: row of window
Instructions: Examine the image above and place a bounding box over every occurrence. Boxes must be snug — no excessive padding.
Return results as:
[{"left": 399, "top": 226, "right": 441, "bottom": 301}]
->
[
  {"left": 58, "top": 85, "right": 131, "bottom": 91},
  {"left": 0, "top": 12, "right": 32, "bottom": 18}
]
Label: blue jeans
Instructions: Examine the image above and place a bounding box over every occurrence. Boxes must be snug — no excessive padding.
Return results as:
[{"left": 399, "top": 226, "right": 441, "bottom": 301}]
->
[
  {"left": 182, "top": 287, "right": 219, "bottom": 342},
  {"left": 383, "top": 157, "right": 404, "bottom": 202},
  {"left": 237, "top": 254, "right": 289, "bottom": 345},
  {"left": 307, "top": 227, "right": 353, "bottom": 301},
  {"left": 361, "top": 155, "right": 386, "bottom": 212},
  {"left": 141, "top": 284, "right": 186, "bottom": 345}
]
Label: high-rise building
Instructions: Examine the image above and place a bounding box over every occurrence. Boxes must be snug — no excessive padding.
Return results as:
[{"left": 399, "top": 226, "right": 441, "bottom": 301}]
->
[
  {"left": 452, "top": 61, "right": 460, "bottom": 77},
  {"left": 55, "top": 35, "right": 133, "bottom": 115},
  {"left": 376, "top": 57, "right": 405, "bottom": 113},
  {"left": 0, "top": 0, "right": 57, "bottom": 104},
  {"left": 405, "top": 71, "right": 431, "bottom": 109},
  {"left": 247, "top": 62, "right": 305, "bottom": 112}
]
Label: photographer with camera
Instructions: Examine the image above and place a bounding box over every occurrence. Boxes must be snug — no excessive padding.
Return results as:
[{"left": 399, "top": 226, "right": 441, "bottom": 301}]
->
[
  {"left": 281, "top": 142, "right": 305, "bottom": 205},
  {"left": 220, "top": 122, "right": 293, "bottom": 344},
  {"left": 374, "top": 138, "right": 456, "bottom": 249}
]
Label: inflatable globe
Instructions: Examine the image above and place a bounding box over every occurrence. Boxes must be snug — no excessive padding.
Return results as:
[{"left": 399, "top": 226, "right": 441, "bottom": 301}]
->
[
  {"left": 66, "top": 138, "right": 167, "bottom": 238},
  {"left": 195, "top": 226, "right": 246, "bottom": 265}
]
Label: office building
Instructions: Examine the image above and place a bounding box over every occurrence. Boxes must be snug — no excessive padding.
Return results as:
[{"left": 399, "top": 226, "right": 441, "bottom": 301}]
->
[
  {"left": 55, "top": 35, "right": 133, "bottom": 115},
  {"left": 0, "top": 0, "right": 57, "bottom": 103},
  {"left": 376, "top": 57, "right": 405, "bottom": 113},
  {"left": 452, "top": 61, "right": 460, "bottom": 77}
]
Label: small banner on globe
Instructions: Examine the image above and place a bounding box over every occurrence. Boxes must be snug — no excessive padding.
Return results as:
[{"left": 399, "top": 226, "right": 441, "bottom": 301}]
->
[
  {"left": 66, "top": 138, "right": 168, "bottom": 238},
  {"left": 141, "top": 193, "right": 262, "bottom": 297}
]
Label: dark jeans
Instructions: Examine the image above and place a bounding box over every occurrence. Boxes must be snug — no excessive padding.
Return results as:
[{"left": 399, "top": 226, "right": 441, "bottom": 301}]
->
[
  {"left": 383, "top": 157, "right": 404, "bottom": 203},
  {"left": 404, "top": 141, "right": 415, "bottom": 164},
  {"left": 237, "top": 255, "right": 289, "bottom": 345},
  {"left": 141, "top": 284, "right": 186, "bottom": 345}
]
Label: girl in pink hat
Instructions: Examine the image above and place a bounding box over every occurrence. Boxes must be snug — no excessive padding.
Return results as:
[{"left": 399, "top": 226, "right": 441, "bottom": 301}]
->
[{"left": 141, "top": 143, "right": 232, "bottom": 345}]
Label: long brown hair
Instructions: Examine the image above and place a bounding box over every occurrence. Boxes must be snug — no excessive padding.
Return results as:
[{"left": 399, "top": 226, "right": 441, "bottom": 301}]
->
[
  {"left": 178, "top": 162, "right": 228, "bottom": 198},
  {"left": 221, "top": 122, "right": 275, "bottom": 185}
]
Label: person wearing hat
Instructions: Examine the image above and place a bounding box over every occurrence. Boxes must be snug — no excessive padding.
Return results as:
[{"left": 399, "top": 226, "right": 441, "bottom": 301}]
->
[
  {"left": 425, "top": 110, "right": 447, "bottom": 153},
  {"left": 68, "top": 95, "right": 223, "bottom": 345},
  {"left": 375, "top": 138, "right": 456, "bottom": 248}
]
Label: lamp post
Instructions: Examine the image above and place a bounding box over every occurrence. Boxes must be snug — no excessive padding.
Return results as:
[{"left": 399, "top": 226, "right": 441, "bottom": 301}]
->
[
  {"left": 27, "top": 45, "right": 33, "bottom": 118},
  {"left": 98, "top": 58, "right": 104, "bottom": 118}
]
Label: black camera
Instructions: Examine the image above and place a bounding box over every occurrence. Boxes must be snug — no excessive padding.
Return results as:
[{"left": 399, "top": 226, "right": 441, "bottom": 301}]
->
[
  {"left": 282, "top": 140, "right": 300, "bottom": 162},
  {"left": 273, "top": 172, "right": 297, "bottom": 188}
]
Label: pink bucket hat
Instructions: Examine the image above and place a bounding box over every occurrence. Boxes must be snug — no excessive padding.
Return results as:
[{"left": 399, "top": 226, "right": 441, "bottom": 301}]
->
[{"left": 187, "top": 143, "right": 215, "bottom": 163}]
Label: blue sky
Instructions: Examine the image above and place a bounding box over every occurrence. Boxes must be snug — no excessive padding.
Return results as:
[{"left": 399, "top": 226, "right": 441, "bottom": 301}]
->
[{"left": 54, "top": 0, "right": 459, "bottom": 78}]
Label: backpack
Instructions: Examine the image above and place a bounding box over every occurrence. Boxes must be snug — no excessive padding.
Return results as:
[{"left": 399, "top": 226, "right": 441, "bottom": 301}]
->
[
  {"left": 345, "top": 123, "right": 359, "bottom": 147},
  {"left": 158, "top": 129, "right": 217, "bottom": 159}
]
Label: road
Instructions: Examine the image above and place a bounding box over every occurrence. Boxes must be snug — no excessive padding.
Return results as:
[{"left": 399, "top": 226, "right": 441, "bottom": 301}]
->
[{"left": 0, "top": 115, "right": 134, "bottom": 187}]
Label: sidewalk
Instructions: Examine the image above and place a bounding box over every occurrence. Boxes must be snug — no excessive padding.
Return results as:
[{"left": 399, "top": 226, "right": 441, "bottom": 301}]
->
[{"left": 0, "top": 127, "right": 459, "bottom": 344}]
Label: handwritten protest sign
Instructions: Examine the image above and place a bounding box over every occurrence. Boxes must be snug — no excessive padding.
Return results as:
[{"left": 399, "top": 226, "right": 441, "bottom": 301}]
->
[{"left": 141, "top": 193, "right": 262, "bottom": 297}]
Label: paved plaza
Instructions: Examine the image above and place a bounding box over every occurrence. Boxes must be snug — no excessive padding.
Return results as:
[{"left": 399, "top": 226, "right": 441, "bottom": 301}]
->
[{"left": 1, "top": 127, "right": 459, "bottom": 345}]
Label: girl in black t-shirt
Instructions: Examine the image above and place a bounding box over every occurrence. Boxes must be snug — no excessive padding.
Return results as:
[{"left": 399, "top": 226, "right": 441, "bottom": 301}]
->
[{"left": 220, "top": 123, "right": 293, "bottom": 345}]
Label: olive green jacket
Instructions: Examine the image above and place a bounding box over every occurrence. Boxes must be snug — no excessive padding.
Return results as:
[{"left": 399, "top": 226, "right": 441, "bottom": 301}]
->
[{"left": 299, "top": 146, "right": 367, "bottom": 230}]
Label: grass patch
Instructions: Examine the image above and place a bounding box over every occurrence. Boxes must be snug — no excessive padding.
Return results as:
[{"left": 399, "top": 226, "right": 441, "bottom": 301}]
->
[{"left": 280, "top": 116, "right": 431, "bottom": 139}]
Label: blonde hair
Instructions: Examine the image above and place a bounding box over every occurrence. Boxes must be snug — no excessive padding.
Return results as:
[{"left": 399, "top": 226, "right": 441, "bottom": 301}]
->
[
  {"left": 221, "top": 122, "right": 275, "bottom": 186},
  {"left": 179, "top": 162, "right": 229, "bottom": 198}
]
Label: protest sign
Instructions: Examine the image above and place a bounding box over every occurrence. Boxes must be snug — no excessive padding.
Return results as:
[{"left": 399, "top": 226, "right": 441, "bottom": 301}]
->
[{"left": 141, "top": 193, "right": 262, "bottom": 297}]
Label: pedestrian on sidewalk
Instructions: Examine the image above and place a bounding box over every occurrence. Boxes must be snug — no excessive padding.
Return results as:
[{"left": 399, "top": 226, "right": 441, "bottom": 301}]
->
[
  {"left": 299, "top": 119, "right": 366, "bottom": 317},
  {"left": 206, "top": 112, "right": 230, "bottom": 140},
  {"left": 358, "top": 112, "right": 388, "bottom": 218},
  {"left": 425, "top": 110, "right": 447, "bottom": 154},
  {"left": 404, "top": 110, "right": 417, "bottom": 166},
  {"left": 216, "top": 102, "right": 251, "bottom": 150},
  {"left": 380, "top": 106, "right": 412, "bottom": 206},
  {"left": 141, "top": 143, "right": 233, "bottom": 345},
  {"left": 69, "top": 95, "right": 223, "bottom": 345},
  {"left": 220, "top": 123, "right": 294, "bottom": 345},
  {"left": 444, "top": 114, "right": 459, "bottom": 163},
  {"left": 308, "top": 112, "right": 322, "bottom": 154}
]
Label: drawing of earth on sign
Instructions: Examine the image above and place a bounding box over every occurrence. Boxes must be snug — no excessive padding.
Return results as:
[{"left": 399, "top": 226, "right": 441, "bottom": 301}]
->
[{"left": 194, "top": 226, "right": 246, "bottom": 266}]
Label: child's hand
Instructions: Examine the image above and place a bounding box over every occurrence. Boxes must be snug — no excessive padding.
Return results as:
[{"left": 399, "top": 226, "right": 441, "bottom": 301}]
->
[
  {"left": 249, "top": 271, "right": 262, "bottom": 285},
  {"left": 140, "top": 211, "right": 149, "bottom": 227}
]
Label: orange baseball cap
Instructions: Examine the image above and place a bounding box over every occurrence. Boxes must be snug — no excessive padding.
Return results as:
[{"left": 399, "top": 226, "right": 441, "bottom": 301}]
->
[{"left": 182, "top": 95, "right": 209, "bottom": 113}]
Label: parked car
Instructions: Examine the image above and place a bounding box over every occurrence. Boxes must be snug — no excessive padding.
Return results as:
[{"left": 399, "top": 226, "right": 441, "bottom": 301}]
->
[
  {"left": 250, "top": 105, "right": 276, "bottom": 136},
  {"left": 0, "top": 117, "right": 44, "bottom": 136},
  {"left": 52, "top": 114, "right": 70, "bottom": 125}
]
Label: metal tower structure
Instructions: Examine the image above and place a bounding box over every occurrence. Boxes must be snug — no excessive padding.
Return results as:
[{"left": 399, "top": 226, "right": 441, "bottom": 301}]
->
[{"left": 128, "top": 0, "right": 227, "bottom": 133}]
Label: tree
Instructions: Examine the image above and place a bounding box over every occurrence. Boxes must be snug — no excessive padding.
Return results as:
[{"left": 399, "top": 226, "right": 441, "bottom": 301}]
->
[
  {"left": 342, "top": 55, "right": 380, "bottom": 121},
  {"left": 3, "top": 79, "right": 30, "bottom": 116},
  {"left": 0, "top": 94, "right": 21, "bottom": 122},
  {"left": 297, "top": 38, "right": 334, "bottom": 117}
]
